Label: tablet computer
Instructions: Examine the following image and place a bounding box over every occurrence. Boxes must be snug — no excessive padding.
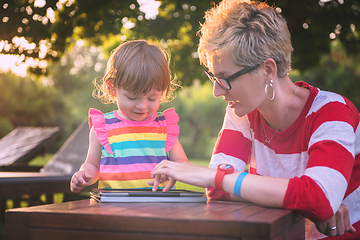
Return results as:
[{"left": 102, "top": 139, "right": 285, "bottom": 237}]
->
[{"left": 90, "top": 188, "right": 207, "bottom": 203}]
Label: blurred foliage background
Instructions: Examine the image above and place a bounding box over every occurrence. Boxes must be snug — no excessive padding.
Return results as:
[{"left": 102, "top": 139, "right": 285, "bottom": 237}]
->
[{"left": 0, "top": 0, "right": 359, "bottom": 160}]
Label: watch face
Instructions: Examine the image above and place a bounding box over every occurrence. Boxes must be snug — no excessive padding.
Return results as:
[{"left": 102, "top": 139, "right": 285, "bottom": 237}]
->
[{"left": 219, "top": 163, "right": 233, "bottom": 170}]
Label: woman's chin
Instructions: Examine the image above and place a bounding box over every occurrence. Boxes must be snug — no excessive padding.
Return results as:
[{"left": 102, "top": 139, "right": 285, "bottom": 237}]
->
[{"left": 232, "top": 107, "right": 247, "bottom": 118}]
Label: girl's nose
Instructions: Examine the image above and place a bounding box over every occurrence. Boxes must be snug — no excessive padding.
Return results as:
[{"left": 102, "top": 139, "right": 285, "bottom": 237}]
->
[
  {"left": 213, "top": 81, "right": 226, "bottom": 98},
  {"left": 136, "top": 99, "right": 147, "bottom": 110}
]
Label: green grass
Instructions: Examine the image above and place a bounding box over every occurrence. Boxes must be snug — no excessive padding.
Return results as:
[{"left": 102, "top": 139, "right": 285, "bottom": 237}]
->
[
  {"left": 188, "top": 159, "right": 210, "bottom": 166},
  {"left": 28, "top": 154, "right": 53, "bottom": 166}
]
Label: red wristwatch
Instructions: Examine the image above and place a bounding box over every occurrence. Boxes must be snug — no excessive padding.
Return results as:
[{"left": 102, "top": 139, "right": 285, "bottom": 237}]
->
[{"left": 215, "top": 163, "right": 234, "bottom": 191}]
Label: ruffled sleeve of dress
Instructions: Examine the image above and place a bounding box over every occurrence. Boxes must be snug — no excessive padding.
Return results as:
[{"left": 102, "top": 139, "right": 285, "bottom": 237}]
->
[
  {"left": 88, "top": 108, "right": 113, "bottom": 155},
  {"left": 163, "top": 108, "right": 180, "bottom": 152}
]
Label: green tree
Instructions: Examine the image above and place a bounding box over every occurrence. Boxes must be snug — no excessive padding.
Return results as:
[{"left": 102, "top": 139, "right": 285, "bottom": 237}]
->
[
  {"left": 43, "top": 40, "right": 117, "bottom": 139},
  {"left": 0, "top": 72, "right": 67, "bottom": 137},
  {"left": 1, "top": 0, "right": 359, "bottom": 155},
  {"left": 1, "top": 0, "right": 359, "bottom": 85},
  {"left": 301, "top": 41, "right": 360, "bottom": 110}
]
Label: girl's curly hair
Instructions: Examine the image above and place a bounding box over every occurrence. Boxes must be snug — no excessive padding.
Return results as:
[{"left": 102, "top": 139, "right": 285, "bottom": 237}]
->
[{"left": 93, "top": 39, "right": 179, "bottom": 104}]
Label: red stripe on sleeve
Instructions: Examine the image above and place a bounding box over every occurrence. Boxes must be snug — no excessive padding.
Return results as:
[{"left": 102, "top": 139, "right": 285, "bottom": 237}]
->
[
  {"left": 308, "top": 102, "right": 357, "bottom": 136},
  {"left": 308, "top": 141, "right": 354, "bottom": 182},
  {"left": 345, "top": 154, "right": 360, "bottom": 198},
  {"left": 212, "top": 129, "right": 251, "bottom": 162},
  {"left": 283, "top": 175, "right": 333, "bottom": 222}
]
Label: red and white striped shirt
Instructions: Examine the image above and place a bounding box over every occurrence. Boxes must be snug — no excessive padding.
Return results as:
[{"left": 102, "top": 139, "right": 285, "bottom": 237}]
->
[{"left": 207, "top": 81, "right": 360, "bottom": 239}]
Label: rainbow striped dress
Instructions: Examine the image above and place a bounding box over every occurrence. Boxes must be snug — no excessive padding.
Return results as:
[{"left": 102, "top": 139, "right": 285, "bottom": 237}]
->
[{"left": 89, "top": 108, "right": 179, "bottom": 189}]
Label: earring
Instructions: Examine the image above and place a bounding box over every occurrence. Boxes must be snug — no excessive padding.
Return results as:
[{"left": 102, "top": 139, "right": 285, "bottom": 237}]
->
[{"left": 265, "top": 80, "right": 275, "bottom": 100}]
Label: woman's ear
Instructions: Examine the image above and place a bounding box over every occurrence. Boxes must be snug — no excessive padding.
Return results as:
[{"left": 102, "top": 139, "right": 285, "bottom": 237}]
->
[{"left": 263, "top": 58, "right": 277, "bottom": 80}]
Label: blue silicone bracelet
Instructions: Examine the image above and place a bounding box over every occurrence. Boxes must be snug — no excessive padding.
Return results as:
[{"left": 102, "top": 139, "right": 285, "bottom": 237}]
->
[{"left": 234, "top": 172, "right": 248, "bottom": 198}]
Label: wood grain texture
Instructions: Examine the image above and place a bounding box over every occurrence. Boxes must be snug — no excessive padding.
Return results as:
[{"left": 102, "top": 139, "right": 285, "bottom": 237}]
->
[{"left": 6, "top": 199, "right": 305, "bottom": 240}]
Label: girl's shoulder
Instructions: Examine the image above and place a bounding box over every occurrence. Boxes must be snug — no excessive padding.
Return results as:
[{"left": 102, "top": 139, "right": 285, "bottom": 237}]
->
[
  {"left": 161, "top": 108, "right": 180, "bottom": 152},
  {"left": 89, "top": 108, "right": 121, "bottom": 124},
  {"left": 89, "top": 108, "right": 116, "bottom": 118},
  {"left": 88, "top": 108, "right": 113, "bottom": 154},
  {"left": 89, "top": 108, "right": 103, "bottom": 117},
  {"left": 89, "top": 108, "right": 104, "bottom": 130},
  {"left": 157, "top": 108, "right": 179, "bottom": 124}
]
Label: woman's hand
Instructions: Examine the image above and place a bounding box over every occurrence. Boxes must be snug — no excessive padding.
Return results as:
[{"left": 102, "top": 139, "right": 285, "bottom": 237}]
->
[
  {"left": 148, "top": 173, "right": 176, "bottom": 192},
  {"left": 149, "top": 160, "right": 216, "bottom": 191},
  {"left": 315, "top": 204, "right": 356, "bottom": 237}
]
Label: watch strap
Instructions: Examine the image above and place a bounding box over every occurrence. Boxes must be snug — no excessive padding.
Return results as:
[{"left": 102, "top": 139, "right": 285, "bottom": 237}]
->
[{"left": 215, "top": 170, "right": 226, "bottom": 191}]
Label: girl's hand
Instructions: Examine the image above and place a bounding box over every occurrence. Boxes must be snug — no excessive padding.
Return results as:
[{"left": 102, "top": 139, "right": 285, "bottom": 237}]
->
[
  {"left": 70, "top": 171, "right": 92, "bottom": 193},
  {"left": 315, "top": 204, "right": 356, "bottom": 237}
]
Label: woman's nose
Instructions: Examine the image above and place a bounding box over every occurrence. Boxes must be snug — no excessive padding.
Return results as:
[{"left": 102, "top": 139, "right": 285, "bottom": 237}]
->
[{"left": 213, "top": 81, "right": 226, "bottom": 98}]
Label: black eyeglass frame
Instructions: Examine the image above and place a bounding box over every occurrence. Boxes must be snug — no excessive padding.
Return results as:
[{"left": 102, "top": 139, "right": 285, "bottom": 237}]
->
[{"left": 205, "top": 64, "right": 261, "bottom": 90}]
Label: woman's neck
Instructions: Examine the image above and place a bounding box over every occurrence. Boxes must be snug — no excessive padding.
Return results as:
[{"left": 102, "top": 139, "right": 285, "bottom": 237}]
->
[{"left": 259, "top": 79, "right": 309, "bottom": 131}]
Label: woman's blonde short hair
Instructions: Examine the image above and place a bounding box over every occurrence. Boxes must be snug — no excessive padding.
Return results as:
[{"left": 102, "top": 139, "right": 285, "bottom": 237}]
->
[
  {"left": 198, "top": 0, "right": 293, "bottom": 78},
  {"left": 94, "top": 39, "right": 177, "bottom": 104}
]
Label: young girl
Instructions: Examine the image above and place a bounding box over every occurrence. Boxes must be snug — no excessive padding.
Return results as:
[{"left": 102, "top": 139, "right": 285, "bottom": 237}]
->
[{"left": 70, "top": 40, "right": 188, "bottom": 193}]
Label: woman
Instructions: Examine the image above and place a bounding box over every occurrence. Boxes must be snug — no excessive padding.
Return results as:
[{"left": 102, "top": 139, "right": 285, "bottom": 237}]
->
[{"left": 150, "top": 0, "right": 359, "bottom": 239}]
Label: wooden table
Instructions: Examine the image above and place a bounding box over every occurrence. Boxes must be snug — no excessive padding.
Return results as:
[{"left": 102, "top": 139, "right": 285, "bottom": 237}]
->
[{"left": 5, "top": 199, "right": 304, "bottom": 240}]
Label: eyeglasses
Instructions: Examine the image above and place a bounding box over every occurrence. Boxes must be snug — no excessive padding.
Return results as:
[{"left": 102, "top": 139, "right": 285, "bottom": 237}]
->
[{"left": 205, "top": 64, "right": 261, "bottom": 90}]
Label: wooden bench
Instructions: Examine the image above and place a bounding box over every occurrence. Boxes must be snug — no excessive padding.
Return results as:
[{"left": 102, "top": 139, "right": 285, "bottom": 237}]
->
[
  {"left": 0, "top": 121, "right": 95, "bottom": 222},
  {"left": 40, "top": 121, "right": 89, "bottom": 176},
  {"left": 0, "top": 126, "right": 61, "bottom": 172}
]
